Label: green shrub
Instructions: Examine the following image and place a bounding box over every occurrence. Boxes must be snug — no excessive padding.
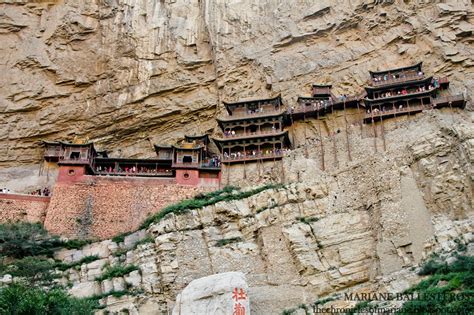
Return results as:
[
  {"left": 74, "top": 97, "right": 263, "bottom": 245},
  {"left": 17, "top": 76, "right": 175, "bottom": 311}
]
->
[
  {"left": 0, "top": 223, "right": 63, "bottom": 258},
  {"left": 112, "top": 232, "right": 129, "bottom": 244},
  {"left": 61, "top": 239, "right": 92, "bottom": 250},
  {"left": 0, "top": 256, "right": 57, "bottom": 283},
  {"left": 95, "top": 264, "right": 139, "bottom": 282},
  {"left": 399, "top": 255, "right": 474, "bottom": 314},
  {"left": 418, "top": 258, "right": 447, "bottom": 275},
  {"left": 0, "top": 283, "right": 96, "bottom": 315},
  {"left": 215, "top": 237, "right": 242, "bottom": 247}
]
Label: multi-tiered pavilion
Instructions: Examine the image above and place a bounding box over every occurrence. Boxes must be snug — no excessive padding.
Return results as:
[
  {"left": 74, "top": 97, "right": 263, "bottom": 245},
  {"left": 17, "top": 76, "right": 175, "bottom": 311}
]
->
[
  {"left": 213, "top": 95, "right": 290, "bottom": 163},
  {"left": 362, "top": 62, "right": 465, "bottom": 123}
]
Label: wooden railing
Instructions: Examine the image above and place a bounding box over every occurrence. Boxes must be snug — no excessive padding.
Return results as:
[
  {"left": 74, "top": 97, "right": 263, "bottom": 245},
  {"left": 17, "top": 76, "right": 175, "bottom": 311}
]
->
[
  {"left": 95, "top": 170, "right": 173, "bottom": 177},
  {"left": 364, "top": 104, "right": 428, "bottom": 120},
  {"left": 222, "top": 151, "right": 286, "bottom": 162},
  {"left": 219, "top": 130, "right": 282, "bottom": 140},
  {"left": 218, "top": 109, "right": 285, "bottom": 120},
  {"left": 370, "top": 73, "right": 424, "bottom": 86}
]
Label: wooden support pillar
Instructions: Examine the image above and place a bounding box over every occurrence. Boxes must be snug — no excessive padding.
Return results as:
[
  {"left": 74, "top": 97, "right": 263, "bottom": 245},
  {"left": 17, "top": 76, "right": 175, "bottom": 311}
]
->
[
  {"left": 330, "top": 104, "right": 338, "bottom": 169},
  {"left": 371, "top": 111, "right": 377, "bottom": 153},
  {"left": 343, "top": 99, "right": 352, "bottom": 161},
  {"left": 357, "top": 99, "right": 363, "bottom": 138},
  {"left": 303, "top": 113, "right": 308, "bottom": 158},
  {"left": 381, "top": 115, "right": 386, "bottom": 152},
  {"left": 317, "top": 112, "right": 325, "bottom": 171}
]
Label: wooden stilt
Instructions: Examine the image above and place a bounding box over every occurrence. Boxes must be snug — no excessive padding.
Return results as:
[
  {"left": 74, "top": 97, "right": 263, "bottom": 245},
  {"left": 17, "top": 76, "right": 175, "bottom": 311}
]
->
[
  {"left": 303, "top": 112, "right": 308, "bottom": 158},
  {"left": 371, "top": 111, "right": 378, "bottom": 153},
  {"left": 331, "top": 104, "right": 338, "bottom": 168},
  {"left": 381, "top": 114, "right": 386, "bottom": 152},
  {"left": 344, "top": 99, "right": 352, "bottom": 161},
  {"left": 317, "top": 111, "right": 325, "bottom": 171},
  {"left": 356, "top": 99, "right": 363, "bottom": 138}
]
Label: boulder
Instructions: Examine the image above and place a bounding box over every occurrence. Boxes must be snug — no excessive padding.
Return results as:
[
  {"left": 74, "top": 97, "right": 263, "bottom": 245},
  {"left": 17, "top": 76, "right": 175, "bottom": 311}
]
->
[{"left": 172, "top": 272, "right": 250, "bottom": 315}]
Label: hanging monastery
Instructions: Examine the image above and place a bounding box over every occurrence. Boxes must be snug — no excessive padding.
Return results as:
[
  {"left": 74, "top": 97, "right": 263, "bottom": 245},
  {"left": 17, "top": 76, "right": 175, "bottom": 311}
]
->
[{"left": 0, "top": 63, "right": 466, "bottom": 239}]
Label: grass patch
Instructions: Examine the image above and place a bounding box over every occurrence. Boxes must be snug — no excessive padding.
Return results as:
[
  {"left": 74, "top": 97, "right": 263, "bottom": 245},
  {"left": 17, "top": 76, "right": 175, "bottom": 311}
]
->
[
  {"left": 312, "top": 296, "right": 336, "bottom": 306},
  {"left": 95, "top": 264, "right": 139, "bottom": 282},
  {"left": 215, "top": 237, "right": 243, "bottom": 247},
  {"left": 113, "top": 248, "right": 129, "bottom": 257},
  {"left": 55, "top": 255, "right": 100, "bottom": 271},
  {"left": 112, "top": 232, "right": 128, "bottom": 244},
  {"left": 135, "top": 236, "right": 154, "bottom": 246},
  {"left": 140, "top": 184, "right": 284, "bottom": 229},
  {"left": 399, "top": 255, "right": 474, "bottom": 314}
]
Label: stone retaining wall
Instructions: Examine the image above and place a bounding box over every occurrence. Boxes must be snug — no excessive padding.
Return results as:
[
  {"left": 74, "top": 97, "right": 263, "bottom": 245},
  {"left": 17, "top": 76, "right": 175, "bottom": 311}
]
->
[
  {"left": 44, "top": 176, "right": 206, "bottom": 239},
  {"left": 0, "top": 193, "right": 50, "bottom": 224}
]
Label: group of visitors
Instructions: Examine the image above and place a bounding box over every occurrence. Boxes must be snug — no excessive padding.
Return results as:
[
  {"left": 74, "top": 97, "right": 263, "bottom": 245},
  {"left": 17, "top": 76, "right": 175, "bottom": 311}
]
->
[
  {"left": 373, "top": 71, "right": 424, "bottom": 83},
  {"left": 95, "top": 165, "right": 171, "bottom": 174},
  {"left": 289, "top": 99, "right": 331, "bottom": 114},
  {"left": 247, "top": 107, "right": 264, "bottom": 115},
  {"left": 224, "top": 130, "right": 237, "bottom": 137},
  {"left": 208, "top": 156, "right": 221, "bottom": 167},
  {"left": 374, "top": 84, "right": 435, "bottom": 100},
  {"left": 223, "top": 148, "right": 290, "bottom": 160},
  {"left": 31, "top": 187, "right": 50, "bottom": 196},
  {"left": 1, "top": 188, "right": 11, "bottom": 194}
]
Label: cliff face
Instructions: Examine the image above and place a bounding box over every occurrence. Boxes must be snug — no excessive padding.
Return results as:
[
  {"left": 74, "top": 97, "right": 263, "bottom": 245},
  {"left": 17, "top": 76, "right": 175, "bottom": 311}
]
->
[
  {"left": 0, "top": 1, "right": 473, "bottom": 313},
  {"left": 0, "top": 1, "right": 472, "bottom": 175},
  {"left": 44, "top": 112, "right": 472, "bottom": 314}
]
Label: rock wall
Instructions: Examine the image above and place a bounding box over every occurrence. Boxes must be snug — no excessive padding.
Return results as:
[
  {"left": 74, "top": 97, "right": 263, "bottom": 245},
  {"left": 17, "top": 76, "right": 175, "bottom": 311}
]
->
[
  {"left": 45, "top": 110, "right": 473, "bottom": 314},
  {"left": 44, "top": 176, "right": 204, "bottom": 239},
  {"left": 0, "top": 0, "right": 472, "bottom": 181},
  {"left": 0, "top": 193, "right": 50, "bottom": 223}
]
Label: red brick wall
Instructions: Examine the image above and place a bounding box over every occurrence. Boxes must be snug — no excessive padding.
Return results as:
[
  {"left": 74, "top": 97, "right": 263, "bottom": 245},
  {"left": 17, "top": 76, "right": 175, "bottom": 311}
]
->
[
  {"left": 0, "top": 193, "right": 50, "bottom": 224},
  {"left": 44, "top": 176, "right": 206, "bottom": 239},
  {"left": 176, "top": 169, "right": 200, "bottom": 186}
]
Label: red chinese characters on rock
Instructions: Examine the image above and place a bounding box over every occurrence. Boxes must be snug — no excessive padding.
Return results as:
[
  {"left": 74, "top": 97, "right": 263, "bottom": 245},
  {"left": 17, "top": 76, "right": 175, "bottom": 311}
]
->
[{"left": 232, "top": 288, "right": 247, "bottom": 315}]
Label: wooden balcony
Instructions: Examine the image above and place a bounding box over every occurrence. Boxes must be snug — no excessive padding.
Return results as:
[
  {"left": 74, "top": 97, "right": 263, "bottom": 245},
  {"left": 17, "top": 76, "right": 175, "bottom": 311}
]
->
[
  {"left": 59, "top": 157, "right": 92, "bottom": 165},
  {"left": 215, "top": 130, "right": 285, "bottom": 141},
  {"left": 370, "top": 73, "right": 424, "bottom": 87},
  {"left": 95, "top": 170, "right": 173, "bottom": 177},
  {"left": 217, "top": 109, "right": 285, "bottom": 122},
  {"left": 222, "top": 152, "right": 285, "bottom": 164},
  {"left": 171, "top": 162, "right": 200, "bottom": 169},
  {"left": 363, "top": 104, "right": 427, "bottom": 123}
]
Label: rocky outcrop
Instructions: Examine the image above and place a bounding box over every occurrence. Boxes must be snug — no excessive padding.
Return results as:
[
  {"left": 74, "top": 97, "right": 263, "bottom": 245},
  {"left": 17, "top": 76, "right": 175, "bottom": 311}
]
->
[
  {"left": 34, "top": 109, "right": 471, "bottom": 314},
  {"left": 0, "top": 0, "right": 472, "bottom": 188}
]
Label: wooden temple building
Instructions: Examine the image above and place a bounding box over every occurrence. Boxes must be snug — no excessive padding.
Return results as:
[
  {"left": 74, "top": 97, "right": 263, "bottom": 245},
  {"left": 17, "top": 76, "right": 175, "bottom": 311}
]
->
[
  {"left": 363, "top": 62, "right": 466, "bottom": 123},
  {"left": 42, "top": 62, "right": 466, "bottom": 186},
  {"left": 43, "top": 136, "right": 221, "bottom": 187},
  {"left": 212, "top": 95, "right": 291, "bottom": 164}
]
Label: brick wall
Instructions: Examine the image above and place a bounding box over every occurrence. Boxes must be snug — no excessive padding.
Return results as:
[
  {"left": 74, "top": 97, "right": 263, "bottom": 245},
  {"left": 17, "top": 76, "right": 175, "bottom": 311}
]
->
[
  {"left": 0, "top": 193, "right": 50, "bottom": 224},
  {"left": 44, "top": 176, "right": 206, "bottom": 240}
]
